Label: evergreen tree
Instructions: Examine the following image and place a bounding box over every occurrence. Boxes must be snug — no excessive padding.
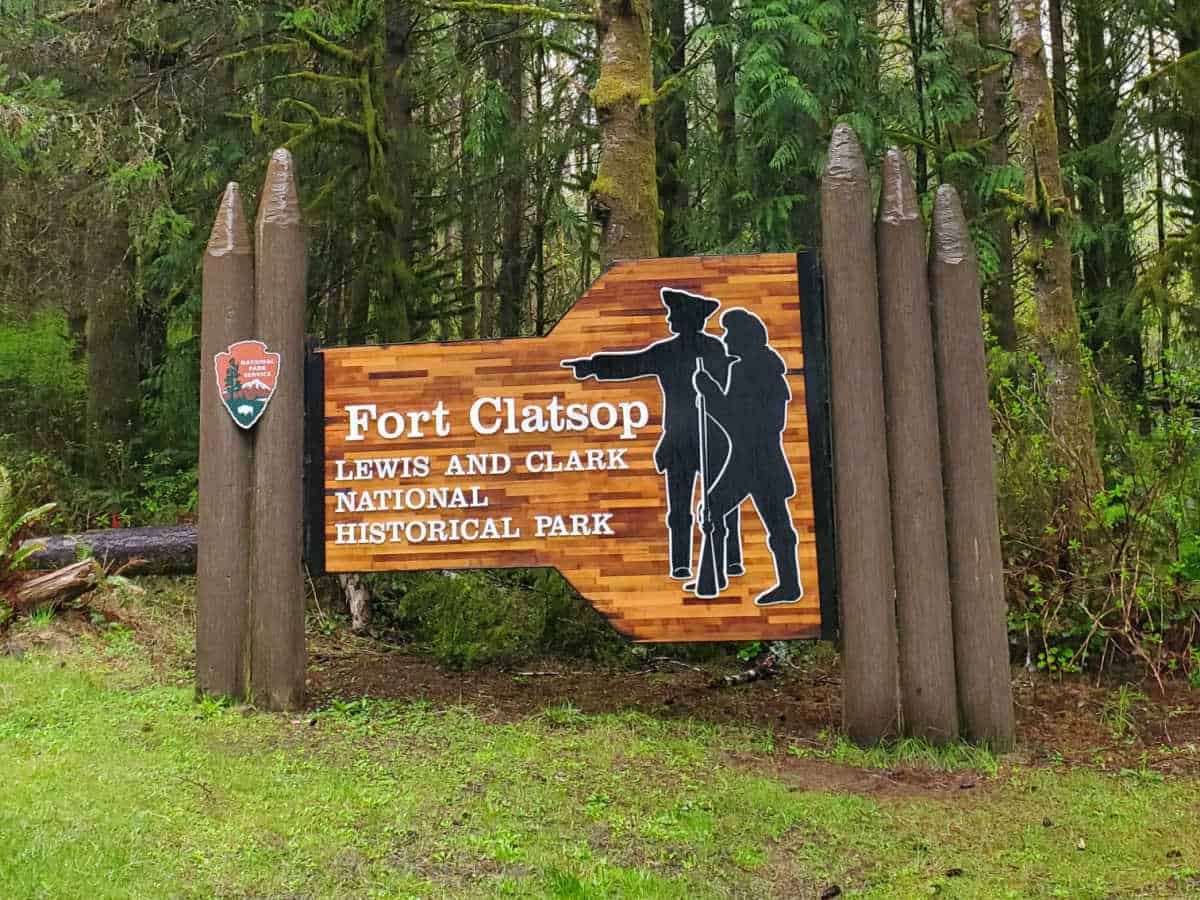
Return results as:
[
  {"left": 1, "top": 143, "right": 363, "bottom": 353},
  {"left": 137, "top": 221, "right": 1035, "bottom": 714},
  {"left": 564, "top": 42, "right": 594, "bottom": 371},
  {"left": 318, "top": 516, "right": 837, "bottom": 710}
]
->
[{"left": 224, "top": 358, "right": 242, "bottom": 401}]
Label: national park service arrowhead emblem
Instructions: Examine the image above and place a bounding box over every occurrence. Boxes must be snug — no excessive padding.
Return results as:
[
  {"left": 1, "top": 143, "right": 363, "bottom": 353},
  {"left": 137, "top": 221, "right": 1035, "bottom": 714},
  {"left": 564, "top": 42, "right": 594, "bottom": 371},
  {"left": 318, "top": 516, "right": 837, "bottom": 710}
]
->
[{"left": 215, "top": 340, "right": 281, "bottom": 429}]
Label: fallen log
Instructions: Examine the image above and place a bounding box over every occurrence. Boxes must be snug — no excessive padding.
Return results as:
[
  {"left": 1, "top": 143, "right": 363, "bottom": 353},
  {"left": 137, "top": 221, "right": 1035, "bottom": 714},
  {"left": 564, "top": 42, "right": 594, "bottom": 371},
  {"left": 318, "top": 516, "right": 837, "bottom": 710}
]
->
[
  {"left": 10, "top": 559, "right": 102, "bottom": 613},
  {"left": 709, "top": 651, "right": 779, "bottom": 689},
  {"left": 21, "top": 525, "right": 197, "bottom": 576}
]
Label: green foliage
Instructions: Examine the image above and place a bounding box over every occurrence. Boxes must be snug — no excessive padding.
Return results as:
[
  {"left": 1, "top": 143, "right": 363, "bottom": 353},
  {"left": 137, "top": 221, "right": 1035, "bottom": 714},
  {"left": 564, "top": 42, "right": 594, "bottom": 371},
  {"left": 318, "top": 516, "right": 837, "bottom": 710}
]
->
[
  {"left": 0, "top": 66, "right": 64, "bottom": 177},
  {"left": 0, "top": 310, "right": 85, "bottom": 455},
  {"left": 463, "top": 78, "right": 509, "bottom": 161},
  {"left": 995, "top": 348, "right": 1200, "bottom": 682},
  {"left": 386, "top": 571, "right": 542, "bottom": 669},
  {"left": 789, "top": 732, "right": 1001, "bottom": 776},
  {"left": 0, "top": 465, "right": 56, "bottom": 583},
  {"left": 280, "top": 1, "right": 385, "bottom": 38},
  {"left": 1099, "top": 684, "right": 1146, "bottom": 740},
  {"left": 701, "top": 0, "right": 880, "bottom": 250},
  {"left": 369, "top": 568, "right": 632, "bottom": 669},
  {"left": 24, "top": 605, "right": 54, "bottom": 627},
  {"left": 7, "top": 628, "right": 1200, "bottom": 898}
]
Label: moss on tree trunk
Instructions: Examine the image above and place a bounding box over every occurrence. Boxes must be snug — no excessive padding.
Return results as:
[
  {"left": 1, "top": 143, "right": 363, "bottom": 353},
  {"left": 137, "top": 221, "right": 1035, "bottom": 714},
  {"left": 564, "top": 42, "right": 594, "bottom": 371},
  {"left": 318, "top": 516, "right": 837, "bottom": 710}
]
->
[
  {"left": 978, "top": 0, "right": 1016, "bottom": 351},
  {"left": 1010, "top": 0, "right": 1102, "bottom": 528},
  {"left": 85, "top": 219, "right": 139, "bottom": 473},
  {"left": 592, "top": 0, "right": 659, "bottom": 263},
  {"left": 941, "top": 0, "right": 980, "bottom": 216}
]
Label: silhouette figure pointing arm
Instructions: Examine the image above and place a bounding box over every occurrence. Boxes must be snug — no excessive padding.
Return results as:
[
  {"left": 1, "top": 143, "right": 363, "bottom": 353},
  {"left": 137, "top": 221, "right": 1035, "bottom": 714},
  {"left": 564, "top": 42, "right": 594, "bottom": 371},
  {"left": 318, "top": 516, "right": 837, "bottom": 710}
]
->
[{"left": 562, "top": 343, "right": 668, "bottom": 381}]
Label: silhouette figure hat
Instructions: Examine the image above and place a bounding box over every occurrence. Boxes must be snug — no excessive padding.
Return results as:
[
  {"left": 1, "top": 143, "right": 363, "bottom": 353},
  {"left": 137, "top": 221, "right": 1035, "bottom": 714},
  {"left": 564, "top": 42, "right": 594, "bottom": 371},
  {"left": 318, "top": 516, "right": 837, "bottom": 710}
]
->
[{"left": 660, "top": 288, "right": 720, "bottom": 326}]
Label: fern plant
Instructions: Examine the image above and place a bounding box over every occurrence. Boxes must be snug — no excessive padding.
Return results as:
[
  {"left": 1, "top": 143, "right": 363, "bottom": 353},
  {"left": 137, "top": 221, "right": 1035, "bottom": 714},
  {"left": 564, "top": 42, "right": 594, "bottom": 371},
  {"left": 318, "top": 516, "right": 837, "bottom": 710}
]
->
[{"left": 0, "top": 465, "right": 56, "bottom": 583}]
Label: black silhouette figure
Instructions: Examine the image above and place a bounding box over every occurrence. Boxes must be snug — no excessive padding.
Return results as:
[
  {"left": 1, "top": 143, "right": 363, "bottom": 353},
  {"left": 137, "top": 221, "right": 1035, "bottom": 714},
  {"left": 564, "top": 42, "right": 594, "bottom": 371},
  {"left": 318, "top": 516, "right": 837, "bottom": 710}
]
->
[
  {"left": 692, "top": 308, "right": 803, "bottom": 606},
  {"left": 562, "top": 288, "right": 742, "bottom": 579}
]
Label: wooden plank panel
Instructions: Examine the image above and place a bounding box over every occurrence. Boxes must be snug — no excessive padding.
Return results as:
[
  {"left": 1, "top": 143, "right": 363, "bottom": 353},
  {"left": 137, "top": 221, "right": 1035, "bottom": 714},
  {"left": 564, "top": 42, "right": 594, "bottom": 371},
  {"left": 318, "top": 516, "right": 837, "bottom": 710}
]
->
[{"left": 321, "top": 254, "right": 828, "bottom": 642}]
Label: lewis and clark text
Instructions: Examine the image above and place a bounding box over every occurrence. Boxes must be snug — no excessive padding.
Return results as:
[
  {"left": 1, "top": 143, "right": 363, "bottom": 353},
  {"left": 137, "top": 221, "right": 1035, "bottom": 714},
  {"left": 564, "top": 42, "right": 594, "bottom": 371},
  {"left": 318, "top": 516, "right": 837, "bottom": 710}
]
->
[{"left": 332, "top": 394, "right": 648, "bottom": 547}]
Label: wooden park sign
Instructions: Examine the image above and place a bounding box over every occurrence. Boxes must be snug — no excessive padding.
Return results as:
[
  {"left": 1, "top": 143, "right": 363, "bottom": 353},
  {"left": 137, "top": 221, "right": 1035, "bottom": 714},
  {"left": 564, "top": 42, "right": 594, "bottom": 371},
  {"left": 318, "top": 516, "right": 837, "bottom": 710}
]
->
[
  {"left": 197, "top": 137, "right": 1012, "bottom": 752},
  {"left": 304, "top": 254, "right": 835, "bottom": 643}
]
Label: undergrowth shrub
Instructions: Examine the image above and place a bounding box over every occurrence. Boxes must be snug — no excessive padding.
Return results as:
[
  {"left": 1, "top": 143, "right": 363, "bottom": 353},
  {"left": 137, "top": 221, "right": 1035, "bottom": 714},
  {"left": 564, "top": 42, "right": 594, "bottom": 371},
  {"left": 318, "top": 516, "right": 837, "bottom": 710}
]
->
[
  {"left": 994, "top": 348, "right": 1200, "bottom": 682},
  {"left": 0, "top": 309, "right": 85, "bottom": 455},
  {"left": 0, "top": 306, "right": 198, "bottom": 530},
  {"left": 368, "top": 568, "right": 633, "bottom": 670}
]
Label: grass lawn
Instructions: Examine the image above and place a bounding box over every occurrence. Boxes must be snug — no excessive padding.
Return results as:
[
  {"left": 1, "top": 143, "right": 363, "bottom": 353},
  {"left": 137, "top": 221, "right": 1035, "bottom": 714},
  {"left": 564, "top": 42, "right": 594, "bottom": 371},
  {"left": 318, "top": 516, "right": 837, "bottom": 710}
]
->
[{"left": 1, "top": 587, "right": 1199, "bottom": 898}]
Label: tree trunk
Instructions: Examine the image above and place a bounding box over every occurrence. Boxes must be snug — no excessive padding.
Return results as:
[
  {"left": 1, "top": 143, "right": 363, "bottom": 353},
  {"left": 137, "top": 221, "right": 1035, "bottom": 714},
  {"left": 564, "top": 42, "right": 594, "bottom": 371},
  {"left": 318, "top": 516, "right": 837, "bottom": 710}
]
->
[
  {"left": 711, "top": 0, "right": 737, "bottom": 243},
  {"left": 459, "top": 23, "right": 478, "bottom": 340},
  {"left": 382, "top": 2, "right": 418, "bottom": 342},
  {"left": 978, "top": 0, "right": 1016, "bottom": 351},
  {"left": 579, "top": 142, "right": 595, "bottom": 292},
  {"left": 497, "top": 20, "right": 526, "bottom": 337},
  {"left": 1046, "top": 0, "right": 1073, "bottom": 199},
  {"left": 942, "top": 0, "right": 980, "bottom": 215},
  {"left": 1102, "top": 170, "right": 1141, "bottom": 397},
  {"left": 479, "top": 39, "right": 501, "bottom": 337},
  {"left": 929, "top": 186, "right": 1016, "bottom": 750},
  {"left": 1075, "top": 0, "right": 1107, "bottom": 343},
  {"left": 534, "top": 36, "right": 547, "bottom": 335},
  {"left": 85, "top": 216, "right": 139, "bottom": 474},
  {"left": 1076, "top": 1, "right": 1141, "bottom": 397},
  {"left": 877, "top": 151, "right": 959, "bottom": 744},
  {"left": 1010, "top": 0, "right": 1102, "bottom": 525},
  {"left": 1176, "top": 5, "right": 1200, "bottom": 300},
  {"left": 654, "top": 0, "right": 688, "bottom": 255},
  {"left": 1150, "top": 29, "right": 1169, "bottom": 390},
  {"left": 593, "top": 0, "right": 659, "bottom": 263},
  {"left": 821, "top": 125, "right": 900, "bottom": 745},
  {"left": 907, "top": 0, "right": 929, "bottom": 195},
  {"left": 480, "top": 227, "right": 497, "bottom": 338}
]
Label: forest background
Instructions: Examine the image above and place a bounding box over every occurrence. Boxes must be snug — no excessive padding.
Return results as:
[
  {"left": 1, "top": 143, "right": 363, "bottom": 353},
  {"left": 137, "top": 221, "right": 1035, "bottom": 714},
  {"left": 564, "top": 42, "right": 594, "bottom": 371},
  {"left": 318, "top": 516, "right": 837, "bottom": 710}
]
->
[{"left": 1, "top": 0, "right": 1199, "bottom": 680}]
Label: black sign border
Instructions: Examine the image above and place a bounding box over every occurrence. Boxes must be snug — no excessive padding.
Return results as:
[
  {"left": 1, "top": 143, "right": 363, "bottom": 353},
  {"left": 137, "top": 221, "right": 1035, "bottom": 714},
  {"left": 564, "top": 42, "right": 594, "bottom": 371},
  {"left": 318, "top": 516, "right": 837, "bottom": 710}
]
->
[
  {"left": 797, "top": 251, "right": 839, "bottom": 642},
  {"left": 303, "top": 339, "right": 327, "bottom": 577}
]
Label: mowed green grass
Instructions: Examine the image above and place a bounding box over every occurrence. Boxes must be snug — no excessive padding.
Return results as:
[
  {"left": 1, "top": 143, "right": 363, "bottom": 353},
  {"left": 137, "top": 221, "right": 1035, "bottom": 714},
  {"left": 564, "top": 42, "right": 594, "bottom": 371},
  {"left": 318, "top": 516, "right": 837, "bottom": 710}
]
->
[{"left": 1, "top": 621, "right": 1199, "bottom": 898}]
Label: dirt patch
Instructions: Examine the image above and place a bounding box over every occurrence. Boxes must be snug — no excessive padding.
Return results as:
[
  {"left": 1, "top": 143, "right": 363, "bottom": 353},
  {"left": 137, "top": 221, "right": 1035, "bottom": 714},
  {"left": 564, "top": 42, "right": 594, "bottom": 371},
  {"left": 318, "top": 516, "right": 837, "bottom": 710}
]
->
[
  {"left": 306, "top": 644, "right": 842, "bottom": 734},
  {"left": 1011, "top": 670, "right": 1200, "bottom": 774},
  {"left": 720, "top": 751, "right": 986, "bottom": 798},
  {"left": 11, "top": 596, "right": 1200, "bottom": 781},
  {"left": 304, "top": 635, "right": 1200, "bottom": 777},
  {"left": 1, "top": 620, "right": 79, "bottom": 657}
]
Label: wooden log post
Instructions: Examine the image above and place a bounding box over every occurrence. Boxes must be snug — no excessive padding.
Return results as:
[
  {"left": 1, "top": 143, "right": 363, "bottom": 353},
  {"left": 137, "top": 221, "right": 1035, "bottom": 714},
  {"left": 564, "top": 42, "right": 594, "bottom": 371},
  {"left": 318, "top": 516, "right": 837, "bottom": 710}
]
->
[
  {"left": 820, "top": 125, "right": 899, "bottom": 745},
  {"left": 875, "top": 150, "right": 959, "bottom": 743},
  {"left": 198, "top": 184, "right": 254, "bottom": 698},
  {"left": 250, "top": 149, "right": 308, "bottom": 710},
  {"left": 929, "top": 185, "right": 1015, "bottom": 749}
]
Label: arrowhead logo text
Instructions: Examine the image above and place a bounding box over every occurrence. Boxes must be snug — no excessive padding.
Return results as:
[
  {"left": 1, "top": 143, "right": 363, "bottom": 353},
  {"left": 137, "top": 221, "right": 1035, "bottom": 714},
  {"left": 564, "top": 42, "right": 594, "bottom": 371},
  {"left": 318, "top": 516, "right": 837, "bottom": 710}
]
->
[{"left": 215, "top": 339, "right": 281, "bottom": 430}]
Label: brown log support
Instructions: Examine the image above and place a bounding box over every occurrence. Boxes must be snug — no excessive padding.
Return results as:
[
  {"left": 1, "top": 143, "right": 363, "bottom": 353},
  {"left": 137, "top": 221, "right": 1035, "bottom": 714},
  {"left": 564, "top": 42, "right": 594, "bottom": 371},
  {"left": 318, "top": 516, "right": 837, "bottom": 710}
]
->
[
  {"left": 820, "top": 124, "right": 899, "bottom": 745},
  {"left": 876, "top": 150, "right": 959, "bottom": 743},
  {"left": 929, "top": 185, "right": 1016, "bottom": 750},
  {"left": 197, "top": 183, "right": 254, "bottom": 699},
  {"left": 249, "top": 149, "right": 308, "bottom": 711}
]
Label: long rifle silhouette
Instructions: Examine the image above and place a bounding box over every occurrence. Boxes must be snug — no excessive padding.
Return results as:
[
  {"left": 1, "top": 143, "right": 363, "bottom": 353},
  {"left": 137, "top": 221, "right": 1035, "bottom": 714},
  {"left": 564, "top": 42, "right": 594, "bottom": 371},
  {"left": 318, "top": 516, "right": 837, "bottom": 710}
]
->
[{"left": 694, "top": 359, "right": 722, "bottom": 598}]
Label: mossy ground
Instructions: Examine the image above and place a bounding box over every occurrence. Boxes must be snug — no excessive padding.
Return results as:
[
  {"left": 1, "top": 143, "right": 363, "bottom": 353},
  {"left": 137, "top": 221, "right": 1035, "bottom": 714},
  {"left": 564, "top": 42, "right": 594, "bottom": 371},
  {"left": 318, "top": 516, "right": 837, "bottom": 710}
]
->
[{"left": 1, "top": 581, "right": 1199, "bottom": 898}]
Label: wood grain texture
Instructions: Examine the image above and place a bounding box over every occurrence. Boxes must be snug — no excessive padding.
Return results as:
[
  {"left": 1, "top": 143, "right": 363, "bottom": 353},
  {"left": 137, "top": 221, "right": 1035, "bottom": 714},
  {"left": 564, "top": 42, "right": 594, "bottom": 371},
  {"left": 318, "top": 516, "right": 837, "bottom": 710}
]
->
[
  {"left": 820, "top": 125, "right": 900, "bottom": 744},
  {"left": 197, "top": 183, "right": 253, "bottom": 700},
  {"left": 930, "top": 186, "right": 1015, "bottom": 749},
  {"left": 321, "top": 254, "right": 825, "bottom": 642},
  {"left": 877, "top": 151, "right": 959, "bottom": 743},
  {"left": 250, "top": 150, "right": 307, "bottom": 711}
]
